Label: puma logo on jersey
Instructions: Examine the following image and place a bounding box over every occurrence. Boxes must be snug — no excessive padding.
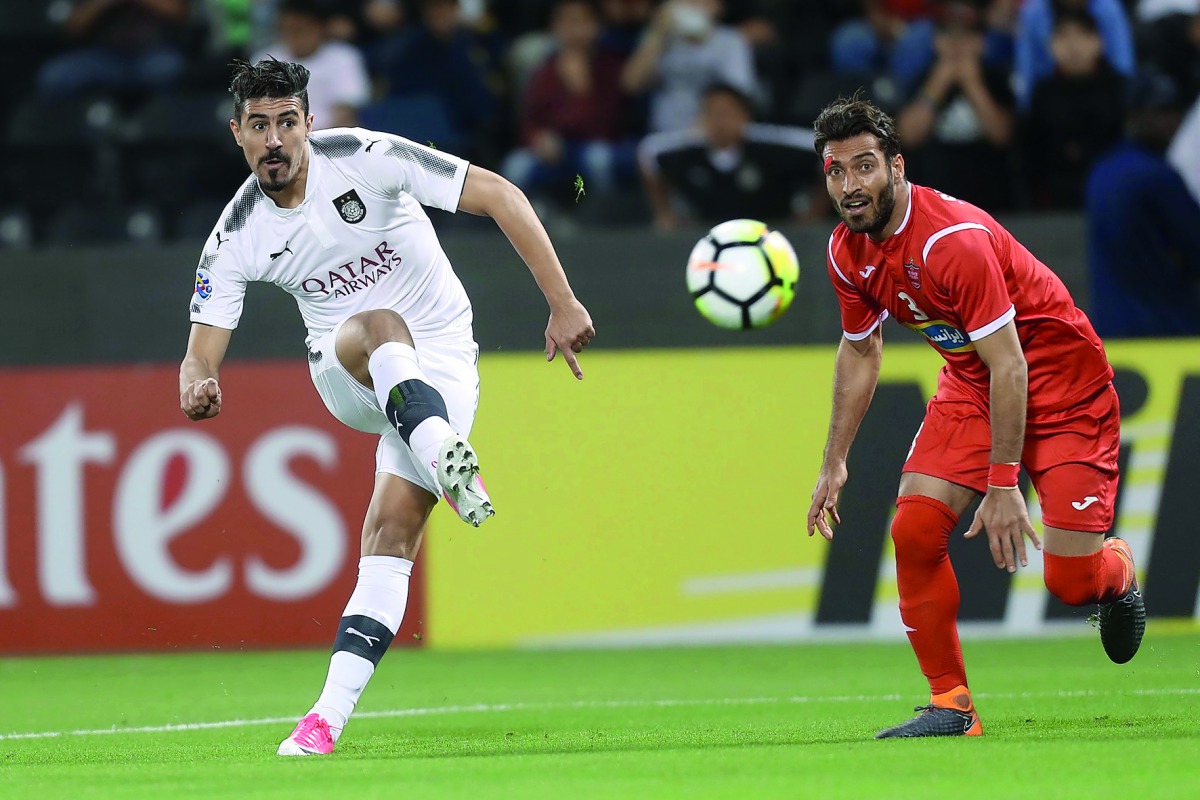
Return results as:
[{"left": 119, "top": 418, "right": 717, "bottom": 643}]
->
[
  {"left": 344, "top": 627, "right": 380, "bottom": 647},
  {"left": 859, "top": 265, "right": 876, "bottom": 278},
  {"left": 365, "top": 139, "right": 383, "bottom": 152},
  {"left": 1072, "top": 496, "right": 1100, "bottom": 511},
  {"left": 213, "top": 231, "right": 228, "bottom": 249},
  {"left": 270, "top": 240, "right": 293, "bottom": 260}
]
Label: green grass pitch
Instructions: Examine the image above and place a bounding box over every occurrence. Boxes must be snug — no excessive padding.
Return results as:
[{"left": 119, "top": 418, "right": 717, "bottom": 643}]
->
[{"left": 2, "top": 625, "right": 1198, "bottom": 799}]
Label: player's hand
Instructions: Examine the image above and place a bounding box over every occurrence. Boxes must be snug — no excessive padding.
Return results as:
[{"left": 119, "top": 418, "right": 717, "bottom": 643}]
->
[
  {"left": 964, "top": 487, "right": 1041, "bottom": 572},
  {"left": 181, "top": 377, "right": 222, "bottom": 421},
  {"left": 545, "top": 298, "right": 595, "bottom": 380},
  {"left": 807, "top": 460, "right": 848, "bottom": 541}
]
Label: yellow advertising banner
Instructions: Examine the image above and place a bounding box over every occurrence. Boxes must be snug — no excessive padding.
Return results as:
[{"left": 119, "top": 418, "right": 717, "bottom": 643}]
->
[{"left": 426, "top": 340, "right": 1200, "bottom": 649}]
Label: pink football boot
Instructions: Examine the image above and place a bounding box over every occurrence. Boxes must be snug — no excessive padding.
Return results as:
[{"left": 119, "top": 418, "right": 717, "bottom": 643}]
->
[{"left": 277, "top": 713, "right": 336, "bottom": 756}]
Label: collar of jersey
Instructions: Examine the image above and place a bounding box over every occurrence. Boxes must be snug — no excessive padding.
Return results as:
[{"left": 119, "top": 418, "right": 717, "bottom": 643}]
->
[
  {"left": 260, "top": 141, "right": 321, "bottom": 217},
  {"left": 877, "top": 183, "right": 914, "bottom": 251}
]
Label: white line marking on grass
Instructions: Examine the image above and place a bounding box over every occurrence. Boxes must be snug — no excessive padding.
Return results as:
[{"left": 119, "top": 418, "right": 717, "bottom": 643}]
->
[{"left": 2, "top": 688, "right": 1196, "bottom": 742}]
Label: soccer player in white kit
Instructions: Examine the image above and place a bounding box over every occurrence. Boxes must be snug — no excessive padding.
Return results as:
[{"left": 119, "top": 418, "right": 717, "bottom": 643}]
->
[{"left": 177, "top": 60, "right": 595, "bottom": 756}]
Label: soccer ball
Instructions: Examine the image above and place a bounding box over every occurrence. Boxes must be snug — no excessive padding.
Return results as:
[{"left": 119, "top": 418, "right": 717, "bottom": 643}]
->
[{"left": 686, "top": 219, "right": 799, "bottom": 329}]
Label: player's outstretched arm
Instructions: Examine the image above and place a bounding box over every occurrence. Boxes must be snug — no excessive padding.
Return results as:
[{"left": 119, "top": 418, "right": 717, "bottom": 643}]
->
[
  {"left": 179, "top": 323, "right": 232, "bottom": 421},
  {"left": 807, "top": 326, "right": 883, "bottom": 540},
  {"left": 458, "top": 165, "right": 595, "bottom": 379},
  {"left": 964, "top": 320, "right": 1040, "bottom": 572}
]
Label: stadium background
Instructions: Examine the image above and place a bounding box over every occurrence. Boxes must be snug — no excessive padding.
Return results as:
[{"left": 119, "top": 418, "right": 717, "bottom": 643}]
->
[
  {"left": 4, "top": 220, "right": 1199, "bottom": 654},
  {"left": 1, "top": 1, "right": 1197, "bottom": 665}
]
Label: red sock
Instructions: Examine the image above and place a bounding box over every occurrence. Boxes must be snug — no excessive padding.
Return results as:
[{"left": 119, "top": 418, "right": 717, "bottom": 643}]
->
[
  {"left": 892, "top": 495, "right": 966, "bottom": 696},
  {"left": 1043, "top": 548, "right": 1128, "bottom": 606}
]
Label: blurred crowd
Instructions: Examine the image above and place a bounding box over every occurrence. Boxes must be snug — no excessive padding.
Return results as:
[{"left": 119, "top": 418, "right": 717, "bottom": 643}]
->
[{"left": 2, "top": 0, "right": 1198, "bottom": 334}]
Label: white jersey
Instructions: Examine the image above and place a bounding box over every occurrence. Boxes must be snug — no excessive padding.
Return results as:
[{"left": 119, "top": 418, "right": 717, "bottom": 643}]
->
[{"left": 189, "top": 128, "right": 473, "bottom": 347}]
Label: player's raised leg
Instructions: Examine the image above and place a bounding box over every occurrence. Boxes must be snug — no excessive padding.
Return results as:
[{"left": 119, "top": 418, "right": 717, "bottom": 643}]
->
[
  {"left": 337, "top": 308, "right": 493, "bottom": 526},
  {"left": 876, "top": 472, "right": 983, "bottom": 739},
  {"left": 1030, "top": 388, "right": 1142, "bottom": 664},
  {"left": 278, "top": 474, "right": 432, "bottom": 756},
  {"left": 1042, "top": 528, "right": 1144, "bottom": 663}
]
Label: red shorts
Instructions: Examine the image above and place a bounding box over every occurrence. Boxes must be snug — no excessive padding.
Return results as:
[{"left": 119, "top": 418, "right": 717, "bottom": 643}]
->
[{"left": 902, "top": 383, "right": 1120, "bottom": 532}]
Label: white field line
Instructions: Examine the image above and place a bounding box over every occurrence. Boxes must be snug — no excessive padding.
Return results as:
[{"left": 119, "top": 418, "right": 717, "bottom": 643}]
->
[{"left": 3, "top": 687, "right": 1197, "bottom": 743}]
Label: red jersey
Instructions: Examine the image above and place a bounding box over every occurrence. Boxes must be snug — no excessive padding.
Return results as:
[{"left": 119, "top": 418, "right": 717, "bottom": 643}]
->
[{"left": 826, "top": 184, "right": 1112, "bottom": 413}]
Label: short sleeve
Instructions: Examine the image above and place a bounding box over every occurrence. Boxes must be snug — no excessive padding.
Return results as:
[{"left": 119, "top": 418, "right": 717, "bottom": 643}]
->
[
  {"left": 189, "top": 231, "right": 248, "bottom": 330},
  {"left": 357, "top": 130, "right": 469, "bottom": 212},
  {"left": 927, "top": 226, "right": 1015, "bottom": 340},
  {"left": 827, "top": 235, "right": 886, "bottom": 340}
]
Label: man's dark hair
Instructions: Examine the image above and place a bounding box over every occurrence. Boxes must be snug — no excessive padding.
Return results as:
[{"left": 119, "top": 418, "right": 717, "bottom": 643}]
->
[
  {"left": 229, "top": 58, "right": 312, "bottom": 121},
  {"left": 935, "top": 0, "right": 984, "bottom": 34},
  {"left": 702, "top": 81, "right": 756, "bottom": 118},
  {"left": 812, "top": 94, "right": 901, "bottom": 160},
  {"left": 1052, "top": 6, "right": 1099, "bottom": 33}
]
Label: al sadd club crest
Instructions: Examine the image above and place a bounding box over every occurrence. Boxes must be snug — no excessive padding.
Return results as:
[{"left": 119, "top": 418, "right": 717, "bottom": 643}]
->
[{"left": 333, "top": 189, "right": 367, "bottom": 224}]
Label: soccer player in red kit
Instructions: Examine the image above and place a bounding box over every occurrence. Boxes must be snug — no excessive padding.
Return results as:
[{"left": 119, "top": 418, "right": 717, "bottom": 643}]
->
[{"left": 805, "top": 97, "right": 1145, "bottom": 738}]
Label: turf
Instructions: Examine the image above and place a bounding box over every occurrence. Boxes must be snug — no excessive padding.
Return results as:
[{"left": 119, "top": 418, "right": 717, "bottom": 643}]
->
[{"left": 2, "top": 626, "right": 1198, "bottom": 799}]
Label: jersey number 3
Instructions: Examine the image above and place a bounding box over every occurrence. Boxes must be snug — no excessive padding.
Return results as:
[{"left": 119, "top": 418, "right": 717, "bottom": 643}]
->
[{"left": 898, "top": 291, "right": 930, "bottom": 321}]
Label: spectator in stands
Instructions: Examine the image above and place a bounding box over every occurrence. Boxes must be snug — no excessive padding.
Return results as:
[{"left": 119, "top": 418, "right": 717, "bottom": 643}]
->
[
  {"left": 1086, "top": 73, "right": 1200, "bottom": 337},
  {"left": 36, "top": 0, "right": 190, "bottom": 100},
  {"left": 254, "top": 0, "right": 371, "bottom": 129},
  {"left": 896, "top": 0, "right": 1016, "bottom": 210},
  {"left": 599, "top": 0, "right": 656, "bottom": 55},
  {"left": 202, "top": 0, "right": 253, "bottom": 57},
  {"left": 620, "top": 0, "right": 757, "bottom": 134},
  {"left": 361, "top": 0, "right": 407, "bottom": 40},
  {"left": 828, "top": 1, "right": 936, "bottom": 97},
  {"left": 734, "top": 0, "right": 846, "bottom": 74},
  {"left": 722, "top": 1, "right": 820, "bottom": 122},
  {"left": 372, "top": 0, "right": 502, "bottom": 161},
  {"left": 502, "top": 0, "right": 635, "bottom": 200},
  {"left": 1134, "top": 0, "right": 1200, "bottom": 103},
  {"left": 1023, "top": 6, "right": 1125, "bottom": 208},
  {"left": 1168, "top": 94, "right": 1200, "bottom": 206},
  {"left": 1014, "top": 0, "right": 1135, "bottom": 111},
  {"left": 317, "top": 0, "right": 399, "bottom": 46},
  {"left": 637, "top": 82, "right": 818, "bottom": 230},
  {"left": 980, "top": 0, "right": 1020, "bottom": 71},
  {"left": 490, "top": 1, "right": 557, "bottom": 39}
]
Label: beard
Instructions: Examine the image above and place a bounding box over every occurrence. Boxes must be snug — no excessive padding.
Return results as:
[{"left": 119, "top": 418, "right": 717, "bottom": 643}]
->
[
  {"left": 259, "top": 168, "right": 289, "bottom": 192},
  {"left": 840, "top": 165, "right": 897, "bottom": 236},
  {"left": 257, "top": 150, "right": 292, "bottom": 193}
]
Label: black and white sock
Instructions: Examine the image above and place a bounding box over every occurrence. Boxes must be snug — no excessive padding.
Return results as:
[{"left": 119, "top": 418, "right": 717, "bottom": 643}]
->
[
  {"left": 310, "top": 555, "right": 412, "bottom": 738},
  {"left": 368, "top": 342, "right": 456, "bottom": 481}
]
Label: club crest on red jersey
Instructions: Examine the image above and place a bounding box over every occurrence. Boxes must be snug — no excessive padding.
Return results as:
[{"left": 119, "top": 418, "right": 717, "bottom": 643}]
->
[{"left": 904, "top": 258, "right": 922, "bottom": 290}]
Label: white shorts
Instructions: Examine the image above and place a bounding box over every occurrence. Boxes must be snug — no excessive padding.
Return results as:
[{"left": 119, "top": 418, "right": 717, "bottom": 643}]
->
[{"left": 307, "top": 319, "right": 480, "bottom": 496}]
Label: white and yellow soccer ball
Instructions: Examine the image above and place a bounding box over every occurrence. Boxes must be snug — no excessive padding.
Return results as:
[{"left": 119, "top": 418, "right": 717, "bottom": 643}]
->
[{"left": 686, "top": 219, "right": 800, "bottom": 329}]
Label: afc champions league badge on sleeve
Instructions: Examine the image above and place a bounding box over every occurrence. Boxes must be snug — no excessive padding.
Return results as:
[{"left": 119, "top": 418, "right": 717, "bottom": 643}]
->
[
  {"left": 333, "top": 188, "right": 367, "bottom": 224},
  {"left": 194, "top": 268, "right": 213, "bottom": 302}
]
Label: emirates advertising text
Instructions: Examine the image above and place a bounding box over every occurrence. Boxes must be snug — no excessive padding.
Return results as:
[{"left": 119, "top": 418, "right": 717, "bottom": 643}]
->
[{"left": 0, "top": 363, "right": 425, "bottom": 654}]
